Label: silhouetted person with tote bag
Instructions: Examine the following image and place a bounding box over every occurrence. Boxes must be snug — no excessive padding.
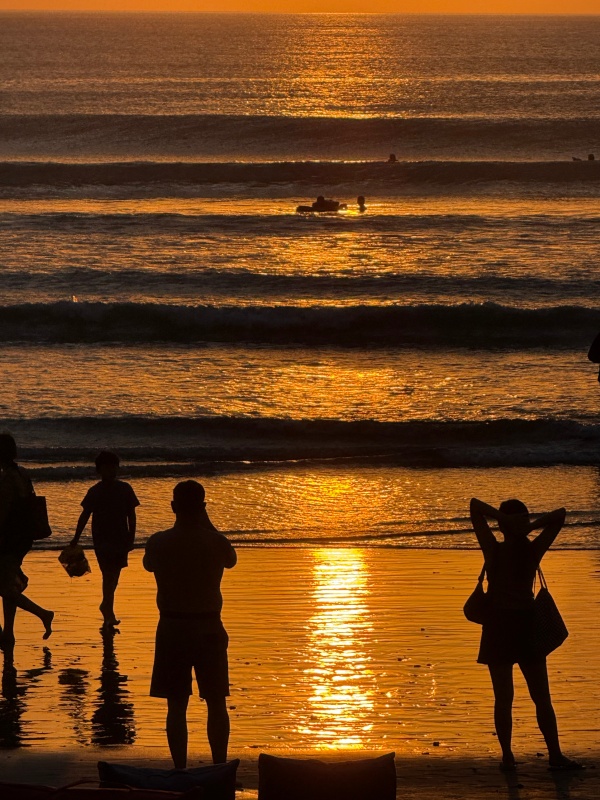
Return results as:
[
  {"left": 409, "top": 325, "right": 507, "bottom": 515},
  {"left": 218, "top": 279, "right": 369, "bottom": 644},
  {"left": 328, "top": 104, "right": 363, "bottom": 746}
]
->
[
  {"left": 470, "top": 497, "right": 583, "bottom": 772},
  {"left": 0, "top": 434, "right": 53, "bottom": 661}
]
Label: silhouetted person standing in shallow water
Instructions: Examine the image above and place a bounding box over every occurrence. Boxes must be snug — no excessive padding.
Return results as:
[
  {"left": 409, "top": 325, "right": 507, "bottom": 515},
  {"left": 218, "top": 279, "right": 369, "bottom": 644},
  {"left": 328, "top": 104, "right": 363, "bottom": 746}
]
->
[
  {"left": 71, "top": 451, "right": 139, "bottom": 630},
  {"left": 144, "top": 480, "right": 236, "bottom": 768},
  {"left": 0, "top": 434, "right": 53, "bottom": 661},
  {"left": 470, "top": 498, "right": 583, "bottom": 772}
]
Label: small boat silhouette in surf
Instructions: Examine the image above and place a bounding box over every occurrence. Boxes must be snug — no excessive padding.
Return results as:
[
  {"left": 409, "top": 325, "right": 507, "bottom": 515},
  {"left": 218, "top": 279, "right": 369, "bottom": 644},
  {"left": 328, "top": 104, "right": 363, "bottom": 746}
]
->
[
  {"left": 296, "top": 196, "right": 347, "bottom": 213},
  {"left": 296, "top": 195, "right": 367, "bottom": 213}
]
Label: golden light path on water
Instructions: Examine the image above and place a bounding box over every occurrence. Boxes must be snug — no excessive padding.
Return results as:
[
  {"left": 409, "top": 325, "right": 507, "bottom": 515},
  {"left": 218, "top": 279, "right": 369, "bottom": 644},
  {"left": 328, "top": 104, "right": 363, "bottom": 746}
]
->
[{"left": 299, "top": 548, "right": 376, "bottom": 749}]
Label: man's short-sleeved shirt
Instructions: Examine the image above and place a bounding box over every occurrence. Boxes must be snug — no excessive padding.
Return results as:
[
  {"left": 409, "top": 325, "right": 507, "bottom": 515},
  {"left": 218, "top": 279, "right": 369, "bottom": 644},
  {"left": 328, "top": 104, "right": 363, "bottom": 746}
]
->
[
  {"left": 81, "top": 479, "right": 139, "bottom": 554},
  {"left": 144, "top": 524, "right": 236, "bottom": 617}
]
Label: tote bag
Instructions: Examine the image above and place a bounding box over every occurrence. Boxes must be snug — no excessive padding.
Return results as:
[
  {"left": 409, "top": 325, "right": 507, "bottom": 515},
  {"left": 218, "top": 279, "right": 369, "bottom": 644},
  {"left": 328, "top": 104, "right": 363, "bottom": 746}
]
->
[{"left": 533, "top": 567, "right": 568, "bottom": 657}]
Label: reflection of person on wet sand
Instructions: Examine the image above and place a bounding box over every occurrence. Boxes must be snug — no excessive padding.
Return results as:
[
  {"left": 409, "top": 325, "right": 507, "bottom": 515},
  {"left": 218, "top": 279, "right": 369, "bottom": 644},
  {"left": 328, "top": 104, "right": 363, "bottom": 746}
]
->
[
  {"left": 0, "top": 647, "right": 52, "bottom": 747},
  {"left": 91, "top": 627, "right": 135, "bottom": 746},
  {"left": 144, "top": 480, "right": 237, "bottom": 768},
  {"left": 59, "top": 665, "right": 90, "bottom": 746},
  {"left": 0, "top": 434, "right": 54, "bottom": 662},
  {"left": 470, "top": 498, "right": 584, "bottom": 772}
]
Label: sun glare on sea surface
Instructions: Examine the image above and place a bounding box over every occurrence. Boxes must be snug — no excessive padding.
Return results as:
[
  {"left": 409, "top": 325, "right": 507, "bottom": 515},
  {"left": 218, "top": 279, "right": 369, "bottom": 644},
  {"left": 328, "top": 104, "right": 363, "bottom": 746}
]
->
[{"left": 299, "top": 548, "right": 375, "bottom": 749}]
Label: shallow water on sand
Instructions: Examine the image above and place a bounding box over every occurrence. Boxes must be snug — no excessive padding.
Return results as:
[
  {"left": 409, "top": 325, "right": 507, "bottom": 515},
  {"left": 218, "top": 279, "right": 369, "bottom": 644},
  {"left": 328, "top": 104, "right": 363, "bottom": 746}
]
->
[
  {"left": 2, "top": 550, "right": 598, "bottom": 760},
  {"left": 27, "top": 465, "right": 600, "bottom": 550}
]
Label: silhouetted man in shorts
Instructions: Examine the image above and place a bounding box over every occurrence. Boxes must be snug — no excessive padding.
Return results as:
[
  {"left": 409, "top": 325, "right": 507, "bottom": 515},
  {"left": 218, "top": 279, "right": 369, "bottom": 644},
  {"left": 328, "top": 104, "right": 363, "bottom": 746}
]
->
[{"left": 144, "top": 480, "right": 236, "bottom": 768}]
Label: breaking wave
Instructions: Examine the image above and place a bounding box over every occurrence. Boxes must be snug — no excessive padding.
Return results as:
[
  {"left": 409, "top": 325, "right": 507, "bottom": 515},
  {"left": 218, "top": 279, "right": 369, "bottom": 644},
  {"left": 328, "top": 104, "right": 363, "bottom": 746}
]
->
[
  {"left": 3, "top": 114, "right": 600, "bottom": 163},
  {"left": 0, "top": 301, "right": 598, "bottom": 347},
  {"left": 10, "top": 415, "right": 600, "bottom": 472},
  {"left": 1, "top": 157, "right": 599, "bottom": 191}
]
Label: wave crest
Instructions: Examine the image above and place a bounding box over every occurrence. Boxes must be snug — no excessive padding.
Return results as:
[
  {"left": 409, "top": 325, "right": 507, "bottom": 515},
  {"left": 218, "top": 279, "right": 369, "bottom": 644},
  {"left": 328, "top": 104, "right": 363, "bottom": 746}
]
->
[
  {"left": 1, "top": 300, "right": 598, "bottom": 346},
  {"left": 9, "top": 416, "right": 600, "bottom": 472},
  {"left": 1, "top": 157, "right": 599, "bottom": 190},
  {"left": 3, "top": 114, "right": 600, "bottom": 163}
]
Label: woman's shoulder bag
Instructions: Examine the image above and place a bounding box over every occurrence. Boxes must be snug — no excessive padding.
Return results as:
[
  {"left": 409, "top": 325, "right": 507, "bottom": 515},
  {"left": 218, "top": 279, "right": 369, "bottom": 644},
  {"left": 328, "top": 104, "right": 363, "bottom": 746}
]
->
[{"left": 463, "top": 564, "right": 490, "bottom": 624}]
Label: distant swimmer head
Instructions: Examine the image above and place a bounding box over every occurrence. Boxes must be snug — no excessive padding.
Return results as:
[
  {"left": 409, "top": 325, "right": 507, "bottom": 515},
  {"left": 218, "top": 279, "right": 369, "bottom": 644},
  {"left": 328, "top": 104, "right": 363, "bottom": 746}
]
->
[
  {"left": 172, "top": 479, "right": 207, "bottom": 518},
  {"left": 316, "top": 195, "right": 325, "bottom": 203},
  {"left": 357, "top": 195, "right": 366, "bottom": 211},
  {"left": 388, "top": 153, "right": 397, "bottom": 163},
  {"left": 498, "top": 498, "right": 530, "bottom": 539},
  {"left": 588, "top": 153, "right": 595, "bottom": 161}
]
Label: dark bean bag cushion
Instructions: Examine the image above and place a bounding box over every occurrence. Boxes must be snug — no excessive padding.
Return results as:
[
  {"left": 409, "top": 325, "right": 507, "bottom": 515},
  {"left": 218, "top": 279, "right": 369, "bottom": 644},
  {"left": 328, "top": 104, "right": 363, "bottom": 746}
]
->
[
  {"left": 0, "top": 782, "right": 201, "bottom": 799},
  {"left": 258, "top": 752, "right": 396, "bottom": 800},
  {"left": 98, "top": 760, "right": 239, "bottom": 800},
  {"left": 0, "top": 784, "right": 53, "bottom": 800}
]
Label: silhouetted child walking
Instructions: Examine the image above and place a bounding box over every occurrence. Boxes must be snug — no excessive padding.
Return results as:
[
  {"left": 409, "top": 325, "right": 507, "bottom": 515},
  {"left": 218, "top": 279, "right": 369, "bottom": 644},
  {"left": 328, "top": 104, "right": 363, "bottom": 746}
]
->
[{"left": 71, "top": 451, "right": 139, "bottom": 629}]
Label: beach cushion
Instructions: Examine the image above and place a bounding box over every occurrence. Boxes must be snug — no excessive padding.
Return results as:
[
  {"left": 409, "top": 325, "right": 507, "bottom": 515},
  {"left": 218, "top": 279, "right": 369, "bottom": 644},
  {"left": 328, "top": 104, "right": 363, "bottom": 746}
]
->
[
  {"left": 258, "top": 752, "right": 396, "bottom": 800},
  {"left": 0, "top": 783, "right": 53, "bottom": 800},
  {"left": 98, "top": 759, "right": 239, "bottom": 799},
  {"left": 0, "top": 783, "right": 202, "bottom": 799}
]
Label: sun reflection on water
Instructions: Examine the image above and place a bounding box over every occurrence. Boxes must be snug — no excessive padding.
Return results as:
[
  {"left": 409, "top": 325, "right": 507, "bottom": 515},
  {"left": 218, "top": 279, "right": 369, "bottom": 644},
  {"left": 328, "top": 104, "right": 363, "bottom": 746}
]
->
[{"left": 299, "top": 548, "right": 375, "bottom": 750}]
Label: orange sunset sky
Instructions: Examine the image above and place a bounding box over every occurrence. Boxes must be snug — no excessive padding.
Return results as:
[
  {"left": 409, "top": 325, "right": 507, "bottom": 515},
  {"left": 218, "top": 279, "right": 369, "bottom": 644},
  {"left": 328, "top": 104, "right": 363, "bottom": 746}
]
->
[{"left": 1, "top": 2, "right": 599, "bottom": 13}]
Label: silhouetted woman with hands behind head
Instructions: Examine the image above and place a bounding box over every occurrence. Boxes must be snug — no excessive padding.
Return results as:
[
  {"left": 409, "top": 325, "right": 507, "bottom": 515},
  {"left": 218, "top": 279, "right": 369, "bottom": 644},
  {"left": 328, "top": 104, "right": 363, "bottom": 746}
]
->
[{"left": 469, "top": 497, "right": 583, "bottom": 772}]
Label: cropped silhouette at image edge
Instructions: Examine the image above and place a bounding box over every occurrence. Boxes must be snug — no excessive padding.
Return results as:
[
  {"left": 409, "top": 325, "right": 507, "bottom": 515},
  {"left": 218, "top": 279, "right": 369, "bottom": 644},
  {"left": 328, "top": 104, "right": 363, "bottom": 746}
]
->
[
  {"left": 0, "top": 433, "right": 54, "bottom": 663},
  {"left": 587, "top": 331, "right": 600, "bottom": 381}
]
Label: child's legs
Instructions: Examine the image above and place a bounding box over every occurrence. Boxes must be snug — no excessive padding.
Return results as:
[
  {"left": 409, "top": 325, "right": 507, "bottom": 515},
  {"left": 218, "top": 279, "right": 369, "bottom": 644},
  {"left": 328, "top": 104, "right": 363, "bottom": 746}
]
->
[{"left": 99, "top": 564, "right": 122, "bottom": 622}]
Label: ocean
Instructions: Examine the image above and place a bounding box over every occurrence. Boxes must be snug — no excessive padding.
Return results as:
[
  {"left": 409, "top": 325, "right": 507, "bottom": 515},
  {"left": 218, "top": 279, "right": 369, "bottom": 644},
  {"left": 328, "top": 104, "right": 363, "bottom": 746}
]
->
[{"left": 2, "top": 12, "right": 600, "bottom": 551}]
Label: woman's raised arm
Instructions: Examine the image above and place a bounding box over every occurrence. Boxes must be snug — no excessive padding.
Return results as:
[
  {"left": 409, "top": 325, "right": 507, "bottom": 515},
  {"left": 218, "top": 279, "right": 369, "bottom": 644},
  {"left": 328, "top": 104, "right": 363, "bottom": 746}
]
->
[
  {"left": 469, "top": 497, "right": 498, "bottom": 560},
  {"left": 530, "top": 507, "right": 566, "bottom": 563}
]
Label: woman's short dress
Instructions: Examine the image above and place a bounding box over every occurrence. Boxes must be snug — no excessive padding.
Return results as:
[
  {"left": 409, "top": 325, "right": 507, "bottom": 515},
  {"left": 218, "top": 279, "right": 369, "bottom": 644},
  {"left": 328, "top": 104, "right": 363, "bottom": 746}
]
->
[
  {"left": 477, "top": 539, "right": 542, "bottom": 665},
  {"left": 477, "top": 602, "right": 538, "bottom": 665}
]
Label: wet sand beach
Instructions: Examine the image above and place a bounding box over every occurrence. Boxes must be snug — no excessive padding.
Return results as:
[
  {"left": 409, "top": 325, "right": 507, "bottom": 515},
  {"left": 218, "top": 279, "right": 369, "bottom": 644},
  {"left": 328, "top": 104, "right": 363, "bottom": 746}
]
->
[
  {"left": 0, "top": 548, "right": 598, "bottom": 797},
  {"left": 3, "top": 12, "right": 600, "bottom": 799}
]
